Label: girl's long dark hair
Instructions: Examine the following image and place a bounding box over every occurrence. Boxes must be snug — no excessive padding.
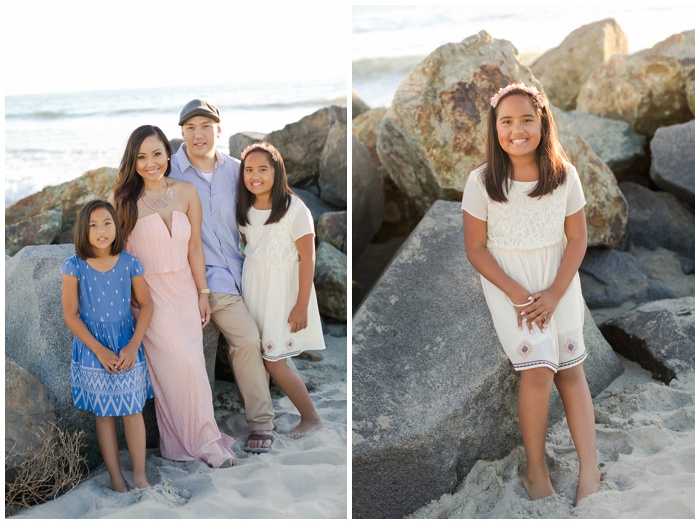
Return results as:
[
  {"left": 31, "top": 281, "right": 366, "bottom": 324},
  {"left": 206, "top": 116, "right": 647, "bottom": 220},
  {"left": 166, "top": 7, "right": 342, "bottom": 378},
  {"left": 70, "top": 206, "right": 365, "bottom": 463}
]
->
[
  {"left": 483, "top": 88, "right": 568, "bottom": 202},
  {"left": 74, "top": 200, "right": 125, "bottom": 259},
  {"left": 236, "top": 143, "right": 293, "bottom": 226},
  {"left": 113, "top": 125, "right": 172, "bottom": 239}
]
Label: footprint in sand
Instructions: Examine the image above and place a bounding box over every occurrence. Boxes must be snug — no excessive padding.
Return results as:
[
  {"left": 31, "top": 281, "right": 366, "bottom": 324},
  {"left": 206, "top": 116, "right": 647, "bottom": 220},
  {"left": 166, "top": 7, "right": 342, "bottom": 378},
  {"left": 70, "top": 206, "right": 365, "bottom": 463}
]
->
[{"left": 130, "top": 480, "right": 191, "bottom": 507}]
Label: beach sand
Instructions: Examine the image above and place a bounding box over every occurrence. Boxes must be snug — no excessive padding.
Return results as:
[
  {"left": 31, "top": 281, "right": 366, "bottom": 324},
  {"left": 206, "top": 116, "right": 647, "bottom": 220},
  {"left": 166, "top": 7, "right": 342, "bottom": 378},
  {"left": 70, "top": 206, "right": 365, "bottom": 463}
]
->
[
  {"left": 410, "top": 355, "right": 695, "bottom": 519},
  {"left": 9, "top": 329, "right": 347, "bottom": 519}
]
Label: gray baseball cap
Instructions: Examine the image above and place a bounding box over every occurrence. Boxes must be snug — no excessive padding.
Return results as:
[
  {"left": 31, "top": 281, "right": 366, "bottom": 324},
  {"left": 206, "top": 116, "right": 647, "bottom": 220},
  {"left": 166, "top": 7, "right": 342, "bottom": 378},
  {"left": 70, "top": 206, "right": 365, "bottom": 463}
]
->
[{"left": 178, "top": 99, "right": 221, "bottom": 126}]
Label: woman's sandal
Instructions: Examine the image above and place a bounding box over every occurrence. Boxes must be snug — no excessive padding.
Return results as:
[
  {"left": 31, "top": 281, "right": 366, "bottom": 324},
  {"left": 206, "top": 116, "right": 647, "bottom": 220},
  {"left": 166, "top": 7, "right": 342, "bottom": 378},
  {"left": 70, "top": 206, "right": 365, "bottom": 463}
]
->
[{"left": 242, "top": 433, "right": 275, "bottom": 454}]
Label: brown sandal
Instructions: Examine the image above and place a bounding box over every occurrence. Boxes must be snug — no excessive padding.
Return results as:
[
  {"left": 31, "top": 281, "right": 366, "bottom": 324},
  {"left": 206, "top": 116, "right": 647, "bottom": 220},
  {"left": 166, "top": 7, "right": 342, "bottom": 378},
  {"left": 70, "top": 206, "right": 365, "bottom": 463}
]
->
[{"left": 242, "top": 433, "right": 274, "bottom": 453}]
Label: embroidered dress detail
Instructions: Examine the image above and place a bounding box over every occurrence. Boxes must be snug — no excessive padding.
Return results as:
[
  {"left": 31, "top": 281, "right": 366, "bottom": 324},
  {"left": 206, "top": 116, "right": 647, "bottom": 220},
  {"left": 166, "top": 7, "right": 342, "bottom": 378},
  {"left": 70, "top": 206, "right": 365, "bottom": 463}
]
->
[
  {"left": 517, "top": 340, "right": 534, "bottom": 358},
  {"left": 564, "top": 338, "right": 578, "bottom": 355},
  {"left": 264, "top": 341, "right": 276, "bottom": 353},
  {"left": 285, "top": 339, "right": 295, "bottom": 350}
]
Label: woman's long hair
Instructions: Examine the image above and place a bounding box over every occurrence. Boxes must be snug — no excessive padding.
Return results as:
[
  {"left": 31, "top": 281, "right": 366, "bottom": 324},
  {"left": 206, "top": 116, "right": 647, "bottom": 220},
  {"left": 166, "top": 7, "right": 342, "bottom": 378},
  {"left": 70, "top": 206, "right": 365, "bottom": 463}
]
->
[
  {"left": 235, "top": 143, "right": 293, "bottom": 226},
  {"left": 113, "top": 125, "right": 172, "bottom": 239},
  {"left": 483, "top": 87, "right": 568, "bottom": 202}
]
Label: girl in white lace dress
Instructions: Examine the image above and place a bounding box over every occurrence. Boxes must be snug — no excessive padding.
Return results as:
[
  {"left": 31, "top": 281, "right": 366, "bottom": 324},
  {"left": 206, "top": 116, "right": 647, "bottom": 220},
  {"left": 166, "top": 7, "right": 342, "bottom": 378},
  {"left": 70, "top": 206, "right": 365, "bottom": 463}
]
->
[
  {"left": 236, "top": 142, "right": 325, "bottom": 439},
  {"left": 462, "top": 84, "right": 600, "bottom": 505}
]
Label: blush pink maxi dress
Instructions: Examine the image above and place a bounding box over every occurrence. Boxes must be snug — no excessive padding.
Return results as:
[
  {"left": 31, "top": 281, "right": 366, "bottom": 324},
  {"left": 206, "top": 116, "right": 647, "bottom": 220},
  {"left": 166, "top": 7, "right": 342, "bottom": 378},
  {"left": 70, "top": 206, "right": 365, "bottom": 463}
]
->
[{"left": 127, "top": 210, "right": 235, "bottom": 467}]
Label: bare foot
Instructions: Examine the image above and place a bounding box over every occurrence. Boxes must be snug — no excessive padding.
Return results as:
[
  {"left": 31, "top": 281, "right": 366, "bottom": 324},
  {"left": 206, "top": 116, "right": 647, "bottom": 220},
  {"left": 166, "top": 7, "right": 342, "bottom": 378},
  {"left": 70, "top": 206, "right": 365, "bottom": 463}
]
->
[
  {"left": 132, "top": 475, "right": 150, "bottom": 489},
  {"left": 286, "top": 418, "right": 324, "bottom": 439},
  {"left": 110, "top": 476, "right": 129, "bottom": 493},
  {"left": 575, "top": 467, "right": 601, "bottom": 505},
  {"left": 523, "top": 472, "right": 555, "bottom": 500}
]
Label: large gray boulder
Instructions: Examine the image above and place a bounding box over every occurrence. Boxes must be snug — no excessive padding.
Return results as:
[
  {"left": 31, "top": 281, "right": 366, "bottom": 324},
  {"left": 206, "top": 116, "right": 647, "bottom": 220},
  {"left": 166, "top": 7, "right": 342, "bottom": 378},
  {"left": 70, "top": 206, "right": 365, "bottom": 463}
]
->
[
  {"left": 531, "top": 18, "right": 628, "bottom": 110},
  {"left": 352, "top": 135, "right": 384, "bottom": 260},
  {"left": 5, "top": 357, "right": 57, "bottom": 476},
  {"left": 5, "top": 245, "right": 220, "bottom": 468},
  {"left": 266, "top": 106, "right": 346, "bottom": 187},
  {"left": 619, "top": 182, "right": 695, "bottom": 260},
  {"left": 352, "top": 200, "right": 623, "bottom": 519},
  {"left": 650, "top": 119, "right": 695, "bottom": 205},
  {"left": 319, "top": 120, "right": 348, "bottom": 208},
  {"left": 554, "top": 109, "right": 646, "bottom": 177},
  {"left": 577, "top": 35, "right": 694, "bottom": 138},
  {"left": 314, "top": 241, "right": 347, "bottom": 322},
  {"left": 599, "top": 297, "right": 695, "bottom": 384},
  {"left": 579, "top": 248, "right": 673, "bottom": 309}
]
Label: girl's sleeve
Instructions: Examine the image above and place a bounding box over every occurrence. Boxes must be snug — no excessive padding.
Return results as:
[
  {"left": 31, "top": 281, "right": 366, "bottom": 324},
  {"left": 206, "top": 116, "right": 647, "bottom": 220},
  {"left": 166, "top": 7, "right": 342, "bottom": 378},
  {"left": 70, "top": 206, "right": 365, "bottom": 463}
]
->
[
  {"left": 127, "top": 255, "right": 145, "bottom": 278},
  {"left": 291, "top": 202, "right": 315, "bottom": 241},
  {"left": 461, "top": 171, "right": 488, "bottom": 221},
  {"left": 61, "top": 256, "right": 79, "bottom": 278},
  {"left": 565, "top": 165, "right": 587, "bottom": 216}
]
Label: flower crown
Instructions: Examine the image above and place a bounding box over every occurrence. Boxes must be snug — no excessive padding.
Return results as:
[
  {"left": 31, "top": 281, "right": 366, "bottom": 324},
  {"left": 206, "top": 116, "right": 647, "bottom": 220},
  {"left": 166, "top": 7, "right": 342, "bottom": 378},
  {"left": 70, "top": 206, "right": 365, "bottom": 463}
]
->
[
  {"left": 490, "top": 83, "right": 546, "bottom": 109},
  {"left": 241, "top": 142, "right": 280, "bottom": 162}
]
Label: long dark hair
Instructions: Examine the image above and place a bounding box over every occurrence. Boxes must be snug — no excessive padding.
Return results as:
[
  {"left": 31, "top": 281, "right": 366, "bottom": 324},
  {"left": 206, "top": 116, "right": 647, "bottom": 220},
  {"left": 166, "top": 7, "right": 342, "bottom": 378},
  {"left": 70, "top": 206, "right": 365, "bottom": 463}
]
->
[
  {"left": 483, "top": 87, "right": 568, "bottom": 202},
  {"left": 113, "top": 125, "right": 172, "bottom": 239},
  {"left": 74, "top": 200, "right": 125, "bottom": 259},
  {"left": 235, "top": 143, "right": 293, "bottom": 226}
]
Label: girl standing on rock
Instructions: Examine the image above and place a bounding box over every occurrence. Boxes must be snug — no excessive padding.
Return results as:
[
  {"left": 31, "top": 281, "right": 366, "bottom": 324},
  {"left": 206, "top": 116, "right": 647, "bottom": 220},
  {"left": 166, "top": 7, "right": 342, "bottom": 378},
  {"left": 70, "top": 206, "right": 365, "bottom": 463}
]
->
[
  {"left": 236, "top": 142, "right": 325, "bottom": 440},
  {"left": 462, "top": 83, "right": 600, "bottom": 505},
  {"left": 61, "top": 200, "right": 154, "bottom": 492}
]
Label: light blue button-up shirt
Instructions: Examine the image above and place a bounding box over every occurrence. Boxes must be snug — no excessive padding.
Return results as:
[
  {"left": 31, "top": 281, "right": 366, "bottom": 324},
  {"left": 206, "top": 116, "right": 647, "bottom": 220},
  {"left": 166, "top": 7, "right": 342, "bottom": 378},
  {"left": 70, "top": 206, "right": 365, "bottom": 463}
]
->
[{"left": 169, "top": 144, "right": 243, "bottom": 295}]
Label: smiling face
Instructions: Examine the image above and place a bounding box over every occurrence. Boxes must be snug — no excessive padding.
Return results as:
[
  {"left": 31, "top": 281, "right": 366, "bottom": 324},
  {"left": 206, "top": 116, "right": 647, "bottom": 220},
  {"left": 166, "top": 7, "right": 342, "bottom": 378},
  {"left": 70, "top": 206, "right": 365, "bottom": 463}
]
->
[
  {"left": 243, "top": 151, "right": 275, "bottom": 205},
  {"left": 181, "top": 116, "right": 221, "bottom": 161},
  {"left": 135, "top": 134, "right": 169, "bottom": 184},
  {"left": 88, "top": 207, "right": 117, "bottom": 254},
  {"left": 495, "top": 94, "right": 542, "bottom": 162}
]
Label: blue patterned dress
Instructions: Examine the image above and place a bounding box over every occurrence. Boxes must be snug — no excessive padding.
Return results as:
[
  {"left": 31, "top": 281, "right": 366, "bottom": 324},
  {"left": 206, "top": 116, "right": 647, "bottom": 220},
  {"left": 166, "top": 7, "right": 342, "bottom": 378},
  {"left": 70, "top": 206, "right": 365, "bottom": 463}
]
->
[{"left": 61, "top": 252, "right": 154, "bottom": 416}]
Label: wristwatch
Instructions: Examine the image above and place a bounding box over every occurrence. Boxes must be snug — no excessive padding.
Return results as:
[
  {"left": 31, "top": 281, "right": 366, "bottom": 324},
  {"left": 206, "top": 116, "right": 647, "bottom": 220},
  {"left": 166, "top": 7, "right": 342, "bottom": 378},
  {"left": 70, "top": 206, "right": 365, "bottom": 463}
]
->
[{"left": 198, "top": 288, "right": 211, "bottom": 295}]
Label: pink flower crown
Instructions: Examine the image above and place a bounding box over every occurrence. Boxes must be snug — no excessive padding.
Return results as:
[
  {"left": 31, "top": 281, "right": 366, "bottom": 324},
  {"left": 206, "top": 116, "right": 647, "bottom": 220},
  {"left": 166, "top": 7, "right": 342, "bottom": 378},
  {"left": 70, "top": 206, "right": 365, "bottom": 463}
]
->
[
  {"left": 490, "top": 83, "right": 546, "bottom": 109},
  {"left": 241, "top": 142, "right": 280, "bottom": 162}
]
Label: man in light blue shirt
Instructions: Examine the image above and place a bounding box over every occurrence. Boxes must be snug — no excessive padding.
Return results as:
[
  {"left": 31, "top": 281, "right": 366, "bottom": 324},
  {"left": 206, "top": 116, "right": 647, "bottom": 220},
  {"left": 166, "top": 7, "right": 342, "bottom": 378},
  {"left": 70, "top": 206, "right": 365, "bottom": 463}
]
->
[{"left": 169, "top": 99, "right": 275, "bottom": 452}]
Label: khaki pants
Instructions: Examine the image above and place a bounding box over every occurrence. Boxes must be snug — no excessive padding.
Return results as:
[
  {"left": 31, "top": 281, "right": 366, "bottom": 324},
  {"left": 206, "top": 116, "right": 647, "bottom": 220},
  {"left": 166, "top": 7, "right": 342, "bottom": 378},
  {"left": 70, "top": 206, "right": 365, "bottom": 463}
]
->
[{"left": 209, "top": 292, "right": 274, "bottom": 432}]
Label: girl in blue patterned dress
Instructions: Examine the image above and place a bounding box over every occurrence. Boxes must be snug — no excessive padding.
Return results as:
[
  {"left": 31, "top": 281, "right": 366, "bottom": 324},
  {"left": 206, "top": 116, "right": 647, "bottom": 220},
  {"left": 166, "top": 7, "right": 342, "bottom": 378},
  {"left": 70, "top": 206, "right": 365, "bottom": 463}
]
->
[{"left": 61, "top": 200, "right": 154, "bottom": 492}]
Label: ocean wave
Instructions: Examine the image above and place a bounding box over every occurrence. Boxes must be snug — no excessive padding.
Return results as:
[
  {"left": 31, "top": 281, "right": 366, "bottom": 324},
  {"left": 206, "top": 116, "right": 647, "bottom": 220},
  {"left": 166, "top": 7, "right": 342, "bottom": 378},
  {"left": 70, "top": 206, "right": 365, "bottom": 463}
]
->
[{"left": 352, "top": 56, "right": 424, "bottom": 81}]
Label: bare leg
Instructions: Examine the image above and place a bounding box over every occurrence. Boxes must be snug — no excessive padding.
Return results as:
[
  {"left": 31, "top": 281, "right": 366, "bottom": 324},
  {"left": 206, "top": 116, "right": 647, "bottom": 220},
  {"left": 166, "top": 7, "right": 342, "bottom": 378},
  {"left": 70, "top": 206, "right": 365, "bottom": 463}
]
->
[
  {"left": 518, "top": 366, "right": 556, "bottom": 500},
  {"left": 265, "top": 359, "right": 323, "bottom": 438},
  {"left": 122, "top": 413, "right": 150, "bottom": 488},
  {"left": 554, "top": 365, "right": 601, "bottom": 505},
  {"left": 95, "top": 416, "right": 128, "bottom": 492}
]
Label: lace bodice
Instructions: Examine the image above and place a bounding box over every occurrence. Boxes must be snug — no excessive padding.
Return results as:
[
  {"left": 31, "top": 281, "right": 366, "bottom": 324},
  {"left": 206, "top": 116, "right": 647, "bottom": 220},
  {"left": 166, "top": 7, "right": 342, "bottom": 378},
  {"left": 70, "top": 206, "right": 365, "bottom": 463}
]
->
[
  {"left": 461, "top": 163, "right": 586, "bottom": 250},
  {"left": 239, "top": 195, "right": 315, "bottom": 265}
]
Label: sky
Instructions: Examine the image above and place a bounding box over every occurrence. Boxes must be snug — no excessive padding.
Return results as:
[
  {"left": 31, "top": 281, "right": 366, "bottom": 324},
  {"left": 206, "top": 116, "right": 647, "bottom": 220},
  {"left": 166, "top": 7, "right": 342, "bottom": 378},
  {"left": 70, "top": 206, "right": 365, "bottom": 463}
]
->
[{"left": 4, "top": 1, "right": 351, "bottom": 95}]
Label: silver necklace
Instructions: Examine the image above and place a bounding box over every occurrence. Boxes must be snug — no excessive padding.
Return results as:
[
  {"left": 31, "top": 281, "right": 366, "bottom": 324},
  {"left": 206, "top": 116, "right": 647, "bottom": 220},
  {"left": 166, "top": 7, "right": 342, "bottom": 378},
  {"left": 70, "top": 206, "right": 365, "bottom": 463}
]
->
[{"left": 141, "top": 185, "right": 173, "bottom": 211}]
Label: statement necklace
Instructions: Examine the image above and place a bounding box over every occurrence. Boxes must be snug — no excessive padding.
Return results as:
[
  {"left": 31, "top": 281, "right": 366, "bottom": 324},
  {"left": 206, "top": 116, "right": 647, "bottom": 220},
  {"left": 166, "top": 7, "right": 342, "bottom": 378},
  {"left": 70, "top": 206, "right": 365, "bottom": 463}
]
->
[{"left": 141, "top": 185, "right": 173, "bottom": 211}]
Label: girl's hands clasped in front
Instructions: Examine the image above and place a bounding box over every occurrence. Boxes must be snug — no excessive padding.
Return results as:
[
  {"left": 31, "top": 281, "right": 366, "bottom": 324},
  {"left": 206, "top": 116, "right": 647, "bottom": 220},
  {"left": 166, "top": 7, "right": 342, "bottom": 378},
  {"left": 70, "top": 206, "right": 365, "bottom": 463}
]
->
[
  {"left": 97, "top": 346, "right": 122, "bottom": 374},
  {"left": 520, "top": 288, "right": 562, "bottom": 333},
  {"left": 116, "top": 341, "right": 139, "bottom": 371}
]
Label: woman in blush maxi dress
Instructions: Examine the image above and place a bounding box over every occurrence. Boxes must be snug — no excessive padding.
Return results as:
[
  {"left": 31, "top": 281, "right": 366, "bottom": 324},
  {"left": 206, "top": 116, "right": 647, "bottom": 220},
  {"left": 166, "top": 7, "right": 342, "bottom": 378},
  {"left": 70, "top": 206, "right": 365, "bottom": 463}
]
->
[{"left": 127, "top": 210, "right": 235, "bottom": 467}]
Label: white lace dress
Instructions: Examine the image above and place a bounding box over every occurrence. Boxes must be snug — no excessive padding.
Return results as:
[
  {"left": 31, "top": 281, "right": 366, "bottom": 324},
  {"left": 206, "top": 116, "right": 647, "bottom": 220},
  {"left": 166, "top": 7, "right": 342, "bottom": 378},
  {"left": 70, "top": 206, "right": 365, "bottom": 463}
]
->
[
  {"left": 461, "top": 163, "right": 587, "bottom": 372},
  {"left": 239, "top": 195, "right": 326, "bottom": 361}
]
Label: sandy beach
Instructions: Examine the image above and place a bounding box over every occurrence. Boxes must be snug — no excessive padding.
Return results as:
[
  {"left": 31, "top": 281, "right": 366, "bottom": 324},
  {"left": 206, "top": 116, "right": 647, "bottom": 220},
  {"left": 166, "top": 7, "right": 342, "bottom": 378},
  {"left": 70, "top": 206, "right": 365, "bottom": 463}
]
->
[
  {"left": 9, "top": 329, "right": 347, "bottom": 519},
  {"left": 410, "top": 355, "right": 694, "bottom": 519}
]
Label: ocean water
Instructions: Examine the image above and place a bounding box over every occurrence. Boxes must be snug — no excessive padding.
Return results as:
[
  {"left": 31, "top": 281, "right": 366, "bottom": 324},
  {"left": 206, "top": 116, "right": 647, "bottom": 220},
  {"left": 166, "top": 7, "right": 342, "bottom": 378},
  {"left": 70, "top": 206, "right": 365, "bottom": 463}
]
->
[
  {"left": 353, "top": 4, "right": 695, "bottom": 108},
  {"left": 5, "top": 80, "right": 346, "bottom": 206}
]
